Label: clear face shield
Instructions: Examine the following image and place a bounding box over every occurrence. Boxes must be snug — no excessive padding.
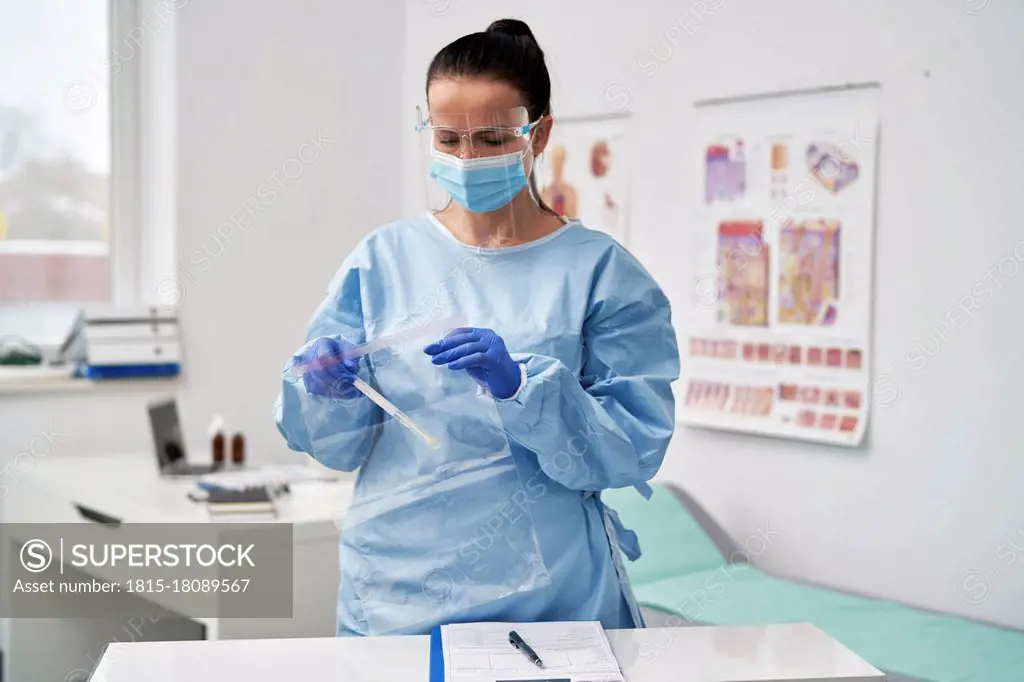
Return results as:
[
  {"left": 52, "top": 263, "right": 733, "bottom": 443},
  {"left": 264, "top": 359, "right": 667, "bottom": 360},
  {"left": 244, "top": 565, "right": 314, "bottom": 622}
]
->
[{"left": 416, "top": 105, "right": 543, "bottom": 216}]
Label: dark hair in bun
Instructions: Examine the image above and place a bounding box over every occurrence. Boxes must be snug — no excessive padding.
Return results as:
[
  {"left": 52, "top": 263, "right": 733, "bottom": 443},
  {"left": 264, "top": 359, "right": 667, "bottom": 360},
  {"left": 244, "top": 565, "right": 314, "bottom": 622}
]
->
[
  {"left": 486, "top": 18, "right": 539, "bottom": 44},
  {"left": 426, "top": 18, "right": 551, "bottom": 122}
]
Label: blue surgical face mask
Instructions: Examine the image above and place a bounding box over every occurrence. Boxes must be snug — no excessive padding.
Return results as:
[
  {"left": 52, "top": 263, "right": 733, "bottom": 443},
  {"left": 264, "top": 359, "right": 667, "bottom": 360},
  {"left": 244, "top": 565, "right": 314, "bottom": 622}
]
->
[{"left": 429, "top": 148, "right": 531, "bottom": 213}]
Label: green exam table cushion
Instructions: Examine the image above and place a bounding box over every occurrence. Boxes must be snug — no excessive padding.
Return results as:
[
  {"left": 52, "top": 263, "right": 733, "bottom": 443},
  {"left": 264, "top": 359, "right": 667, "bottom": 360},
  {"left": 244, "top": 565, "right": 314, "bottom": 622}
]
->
[{"left": 602, "top": 484, "right": 1024, "bottom": 682}]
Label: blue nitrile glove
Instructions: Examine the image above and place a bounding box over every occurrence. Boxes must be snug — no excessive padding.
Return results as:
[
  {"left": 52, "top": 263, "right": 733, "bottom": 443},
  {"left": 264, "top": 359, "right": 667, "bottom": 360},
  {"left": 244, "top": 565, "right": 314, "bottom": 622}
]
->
[
  {"left": 293, "top": 336, "right": 362, "bottom": 400},
  {"left": 424, "top": 327, "right": 523, "bottom": 400}
]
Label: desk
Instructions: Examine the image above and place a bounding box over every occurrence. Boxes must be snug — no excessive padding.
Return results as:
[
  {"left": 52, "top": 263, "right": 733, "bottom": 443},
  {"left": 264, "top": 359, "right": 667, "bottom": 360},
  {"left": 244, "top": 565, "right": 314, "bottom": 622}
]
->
[
  {"left": 0, "top": 453, "right": 352, "bottom": 682},
  {"left": 88, "top": 622, "right": 885, "bottom": 681}
]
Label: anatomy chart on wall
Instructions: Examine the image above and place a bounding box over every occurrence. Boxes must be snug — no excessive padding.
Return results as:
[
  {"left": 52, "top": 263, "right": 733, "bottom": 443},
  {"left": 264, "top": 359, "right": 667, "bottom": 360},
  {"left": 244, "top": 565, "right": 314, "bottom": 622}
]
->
[
  {"left": 680, "top": 85, "right": 879, "bottom": 446},
  {"left": 536, "top": 114, "right": 630, "bottom": 245}
]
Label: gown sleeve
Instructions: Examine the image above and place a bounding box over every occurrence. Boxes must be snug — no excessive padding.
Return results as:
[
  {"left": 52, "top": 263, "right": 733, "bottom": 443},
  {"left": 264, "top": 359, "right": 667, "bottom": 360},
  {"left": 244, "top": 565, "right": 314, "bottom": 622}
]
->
[
  {"left": 273, "top": 246, "right": 381, "bottom": 472},
  {"left": 495, "top": 247, "right": 680, "bottom": 493}
]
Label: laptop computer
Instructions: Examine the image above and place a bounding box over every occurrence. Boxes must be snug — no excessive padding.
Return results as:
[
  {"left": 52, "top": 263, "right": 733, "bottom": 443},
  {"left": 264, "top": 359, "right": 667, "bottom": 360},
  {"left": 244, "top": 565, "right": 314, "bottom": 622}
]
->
[{"left": 148, "top": 399, "right": 222, "bottom": 476}]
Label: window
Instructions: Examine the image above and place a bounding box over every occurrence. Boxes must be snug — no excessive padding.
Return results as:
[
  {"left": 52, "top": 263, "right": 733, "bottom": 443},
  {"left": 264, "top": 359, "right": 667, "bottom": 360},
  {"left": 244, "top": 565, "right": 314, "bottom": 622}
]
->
[{"left": 0, "top": 0, "right": 135, "bottom": 304}]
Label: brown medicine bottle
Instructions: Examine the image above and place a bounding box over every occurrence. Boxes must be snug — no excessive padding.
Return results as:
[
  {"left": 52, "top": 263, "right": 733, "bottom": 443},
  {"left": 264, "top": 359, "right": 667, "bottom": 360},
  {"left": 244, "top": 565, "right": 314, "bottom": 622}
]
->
[
  {"left": 209, "top": 415, "right": 226, "bottom": 466},
  {"left": 211, "top": 432, "right": 225, "bottom": 465},
  {"left": 231, "top": 432, "right": 246, "bottom": 466}
]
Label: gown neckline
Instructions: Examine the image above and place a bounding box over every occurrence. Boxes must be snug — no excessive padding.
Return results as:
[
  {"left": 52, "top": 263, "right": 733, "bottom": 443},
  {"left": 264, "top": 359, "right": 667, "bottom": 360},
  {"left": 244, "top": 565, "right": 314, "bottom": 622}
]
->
[{"left": 424, "top": 211, "right": 578, "bottom": 255}]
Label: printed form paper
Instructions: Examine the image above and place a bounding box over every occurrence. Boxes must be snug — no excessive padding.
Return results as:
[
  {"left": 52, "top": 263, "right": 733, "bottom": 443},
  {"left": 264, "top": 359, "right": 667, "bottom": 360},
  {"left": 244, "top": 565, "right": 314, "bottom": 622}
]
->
[{"left": 441, "top": 621, "right": 625, "bottom": 682}]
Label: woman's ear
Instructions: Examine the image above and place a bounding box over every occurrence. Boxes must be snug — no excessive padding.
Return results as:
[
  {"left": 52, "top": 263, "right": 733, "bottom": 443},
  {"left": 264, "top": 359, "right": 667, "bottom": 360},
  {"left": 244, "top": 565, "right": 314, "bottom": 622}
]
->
[{"left": 531, "top": 114, "right": 554, "bottom": 157}]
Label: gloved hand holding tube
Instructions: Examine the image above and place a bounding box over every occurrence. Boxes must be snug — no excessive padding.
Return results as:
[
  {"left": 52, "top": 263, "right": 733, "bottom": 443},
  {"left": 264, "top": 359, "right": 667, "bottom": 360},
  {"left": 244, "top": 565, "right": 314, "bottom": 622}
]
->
[
  {"left": 293, "top": 336, "right": 363, "bottom": 400},
  {"left": 423, "top": 327, "right": 524, "bottom": 400},
  {"left": 292, "top": 334, "right": 441, "bottom": 450}
]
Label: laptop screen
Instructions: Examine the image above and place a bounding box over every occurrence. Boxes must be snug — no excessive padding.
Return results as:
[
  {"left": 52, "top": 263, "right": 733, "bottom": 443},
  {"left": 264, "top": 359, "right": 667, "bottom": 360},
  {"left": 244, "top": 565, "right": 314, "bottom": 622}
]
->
[{"left": 148, "top": 400, "right": 186, "bottom": 468}]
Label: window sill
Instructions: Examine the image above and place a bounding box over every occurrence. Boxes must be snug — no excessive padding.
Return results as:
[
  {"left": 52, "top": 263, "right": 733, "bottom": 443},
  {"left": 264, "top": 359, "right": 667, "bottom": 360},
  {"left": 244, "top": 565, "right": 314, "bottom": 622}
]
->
[{"left": 0, "top": 366, "right": 179, "bottom": 397}]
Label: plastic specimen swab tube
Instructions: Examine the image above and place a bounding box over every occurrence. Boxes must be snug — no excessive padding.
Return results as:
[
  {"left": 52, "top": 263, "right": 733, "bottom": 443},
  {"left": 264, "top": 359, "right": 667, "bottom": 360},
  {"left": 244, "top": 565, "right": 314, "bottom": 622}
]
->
[
  {"left": 288, "top": 314, "right": 464, "bottom": 449},
  {"left": 287, "top": 314, "right": 469, "bottom": 378},
  {"left": 351, "top": 377, "right": 440, "bottom": 450}
]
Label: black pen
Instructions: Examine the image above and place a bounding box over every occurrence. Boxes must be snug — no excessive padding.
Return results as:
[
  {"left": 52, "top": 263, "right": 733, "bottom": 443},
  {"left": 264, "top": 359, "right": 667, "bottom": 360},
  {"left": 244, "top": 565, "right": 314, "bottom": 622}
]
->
[{"left": 508, "top": 630, "right": 544, "bottom": 668}]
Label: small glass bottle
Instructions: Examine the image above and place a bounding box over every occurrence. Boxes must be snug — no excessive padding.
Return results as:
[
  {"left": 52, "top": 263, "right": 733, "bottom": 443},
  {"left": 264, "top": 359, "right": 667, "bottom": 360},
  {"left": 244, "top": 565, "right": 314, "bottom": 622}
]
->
[
  {"left": 209, "top": 415, "right": 226, "bottom": 467},
  {"left": 231, "top": 432, "right": 246, "bottom": 467}
]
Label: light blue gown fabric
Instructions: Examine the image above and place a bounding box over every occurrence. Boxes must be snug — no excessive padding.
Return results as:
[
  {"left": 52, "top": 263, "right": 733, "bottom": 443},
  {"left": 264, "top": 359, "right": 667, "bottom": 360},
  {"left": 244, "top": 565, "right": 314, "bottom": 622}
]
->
[{"left": 274, "top": 212, "right": 680, "bottom": 636}]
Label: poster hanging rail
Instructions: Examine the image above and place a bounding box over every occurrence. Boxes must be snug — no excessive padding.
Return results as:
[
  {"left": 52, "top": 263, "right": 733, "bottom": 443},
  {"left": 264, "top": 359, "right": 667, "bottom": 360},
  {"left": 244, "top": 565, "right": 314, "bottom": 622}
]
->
[{"left": 694, "top": 81, "right": 882, "bottom": 109}]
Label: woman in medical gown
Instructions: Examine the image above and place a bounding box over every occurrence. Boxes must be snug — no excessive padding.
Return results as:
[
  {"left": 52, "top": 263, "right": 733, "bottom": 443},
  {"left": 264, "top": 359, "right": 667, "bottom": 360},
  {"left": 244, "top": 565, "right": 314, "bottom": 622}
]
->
[{"left": 275, "top": 18, "right": 680, "bottom": 637}]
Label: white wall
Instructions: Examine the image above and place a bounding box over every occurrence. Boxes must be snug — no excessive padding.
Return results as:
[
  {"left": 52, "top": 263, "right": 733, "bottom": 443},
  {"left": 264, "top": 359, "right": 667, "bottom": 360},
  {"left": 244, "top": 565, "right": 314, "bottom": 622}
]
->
[
  {"left": 170, "top": 0, "right": 404, "bottom": 460},
  {"left": 0, "top": 1, "right": 404, "bottom": 489},
  {"left": 403, "top": 0, "right": 1024, "bottom": 629}
]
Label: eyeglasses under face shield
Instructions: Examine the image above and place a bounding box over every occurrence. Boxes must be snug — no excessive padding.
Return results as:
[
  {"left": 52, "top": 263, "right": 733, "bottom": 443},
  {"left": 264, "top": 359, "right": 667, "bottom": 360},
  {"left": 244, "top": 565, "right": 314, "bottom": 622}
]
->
[{"left": 415, "top": 105, "right": 539, "bottom": 158}]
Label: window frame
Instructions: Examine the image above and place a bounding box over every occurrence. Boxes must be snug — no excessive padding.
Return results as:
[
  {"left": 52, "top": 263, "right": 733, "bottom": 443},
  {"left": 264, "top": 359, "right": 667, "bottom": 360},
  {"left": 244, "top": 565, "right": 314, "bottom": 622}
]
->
[
  {"left": 0, "top": 0, "right": 142, "bottom": 308},
  {"left": 109, "top": 0, "right": 143, "bottom": 306}
]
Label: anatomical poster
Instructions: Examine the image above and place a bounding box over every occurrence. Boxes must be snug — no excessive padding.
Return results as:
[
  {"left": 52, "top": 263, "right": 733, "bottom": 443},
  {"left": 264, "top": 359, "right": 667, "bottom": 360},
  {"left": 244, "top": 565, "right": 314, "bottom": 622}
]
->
[
  {"left": 536, "top": 115, "right": 629, "bottom": 245},
  {"left": 680, "top": 85, "right": 879, "bottom": 446}
]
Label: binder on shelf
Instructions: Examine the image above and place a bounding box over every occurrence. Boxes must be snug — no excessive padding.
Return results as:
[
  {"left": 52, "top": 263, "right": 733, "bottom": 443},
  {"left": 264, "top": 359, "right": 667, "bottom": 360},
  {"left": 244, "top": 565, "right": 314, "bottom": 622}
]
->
[
  {"left": 75, "top": 364, "right": 181, "bottom": 380},
  {"left": 63, "top": 305, "right": 182, "bottom": 379},
  {"left": 83, "top": 339, "right": 181, "bottom": 365}
]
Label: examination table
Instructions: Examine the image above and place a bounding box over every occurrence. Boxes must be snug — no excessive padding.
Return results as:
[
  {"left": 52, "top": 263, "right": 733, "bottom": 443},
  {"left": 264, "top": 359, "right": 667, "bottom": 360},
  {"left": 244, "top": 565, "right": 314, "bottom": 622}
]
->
[{"left": 606, "top": 483, "right": 1024, "bottom": 682}]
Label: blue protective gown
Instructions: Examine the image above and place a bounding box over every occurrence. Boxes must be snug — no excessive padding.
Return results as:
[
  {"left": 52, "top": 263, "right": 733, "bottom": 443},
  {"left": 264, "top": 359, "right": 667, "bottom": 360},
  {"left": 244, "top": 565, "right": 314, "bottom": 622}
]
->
[{"left": 274, "top": 212, "right": 680, "bottom": 636}]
